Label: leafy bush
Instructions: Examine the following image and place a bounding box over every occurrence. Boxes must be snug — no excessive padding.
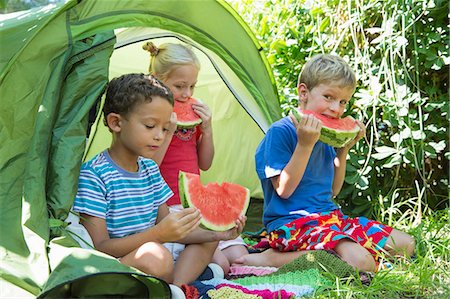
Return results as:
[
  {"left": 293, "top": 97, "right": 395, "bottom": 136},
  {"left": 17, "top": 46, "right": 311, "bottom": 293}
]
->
[{"left": 229, "top": 0, "right": 449, "bottom": 218}]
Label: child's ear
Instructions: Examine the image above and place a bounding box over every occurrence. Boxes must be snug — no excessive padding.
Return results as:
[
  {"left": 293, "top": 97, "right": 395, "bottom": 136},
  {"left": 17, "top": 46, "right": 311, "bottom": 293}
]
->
[
  {"left": 297, "top": 83, "right": 308, "bottom": 105},
  {"left": 106, "top": 113, "right": 122, "bottom": 133}
]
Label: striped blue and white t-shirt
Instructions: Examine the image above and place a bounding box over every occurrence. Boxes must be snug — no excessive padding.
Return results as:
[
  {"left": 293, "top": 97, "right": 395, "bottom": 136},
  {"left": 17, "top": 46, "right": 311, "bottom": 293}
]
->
[{"left": 73, "top": 150, "right": 173, "bottom": 238}]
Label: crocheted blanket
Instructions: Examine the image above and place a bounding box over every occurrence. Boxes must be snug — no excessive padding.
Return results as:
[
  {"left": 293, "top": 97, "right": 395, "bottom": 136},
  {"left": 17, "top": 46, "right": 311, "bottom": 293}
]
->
[{"left": 182, "top": 250, "right": 356, "bottom": 299}]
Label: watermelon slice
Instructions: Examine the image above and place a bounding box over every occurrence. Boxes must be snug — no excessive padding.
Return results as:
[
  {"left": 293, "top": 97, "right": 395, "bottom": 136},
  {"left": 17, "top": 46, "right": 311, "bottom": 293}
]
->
[
  {"left": 291, "top": 108, "right": 360, "bottom": 148},
  {"left": 178, "top": 171, "right": 250, "bottom": 231},
  {"left": 174, "top": 97, "right": 202, "bottom": 128}
]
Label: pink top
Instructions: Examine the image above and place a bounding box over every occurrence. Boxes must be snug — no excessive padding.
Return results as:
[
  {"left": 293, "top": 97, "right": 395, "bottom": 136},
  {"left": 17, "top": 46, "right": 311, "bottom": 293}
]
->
[{"left": 159, "top": 125, "right": 202, "bottom": 206}]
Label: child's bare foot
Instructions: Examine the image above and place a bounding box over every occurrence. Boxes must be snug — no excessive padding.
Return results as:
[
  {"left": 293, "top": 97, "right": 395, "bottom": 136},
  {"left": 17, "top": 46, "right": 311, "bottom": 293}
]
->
[
  {"left": 233, "top": 249, "right": 309, "bottom": 268},
  {"left": 233, "top": 252, "right": 271, "bottom": 267}
]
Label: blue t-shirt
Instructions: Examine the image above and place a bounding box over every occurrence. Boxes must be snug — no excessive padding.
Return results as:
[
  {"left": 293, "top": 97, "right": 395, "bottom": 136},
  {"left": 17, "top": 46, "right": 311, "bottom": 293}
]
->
[
  {"left": 255, "top": 117, "right": 338, "bottom": 232},
  {"left": 73, "top": 150, "right": 173, "bottom": 238}
]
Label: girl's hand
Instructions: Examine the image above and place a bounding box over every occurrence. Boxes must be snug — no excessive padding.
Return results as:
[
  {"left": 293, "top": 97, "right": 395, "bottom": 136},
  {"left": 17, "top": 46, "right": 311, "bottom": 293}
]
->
[
  {"left": 156, "top": 207, "right": 201, "bottom": 242},
  {"left": 289, "top": 113, "right": 322, "bottom": 148},
  {"left": 215, "top": 215, "right": 247, "bottom": 241},
  {"left": 168, "top": 112, "right": 178, "bottom": 134},
  {"left": 192, "top": 102, "right": 212, "bottom": 134}
]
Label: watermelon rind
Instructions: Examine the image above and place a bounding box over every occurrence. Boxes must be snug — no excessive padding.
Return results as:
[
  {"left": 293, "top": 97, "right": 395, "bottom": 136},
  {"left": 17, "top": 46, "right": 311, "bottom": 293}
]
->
[
  {"left": 179, "top": 171, "right": 250, "bottom": 232},
  {"left": 177, "top": 118, "right": 202, "bottom": 129},
  {"left": 176, "top": 98, "right": 203, "bottom": 129},
  {"left": 291, "top": 108, "right": 360, "bottom": 148}
]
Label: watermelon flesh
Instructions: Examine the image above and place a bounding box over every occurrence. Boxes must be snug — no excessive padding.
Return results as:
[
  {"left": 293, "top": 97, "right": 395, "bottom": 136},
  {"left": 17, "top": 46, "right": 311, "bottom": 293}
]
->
[
  {"left": 292, "top": 109, "right": 360, "bottom": 148},
  {"left": 174, "top": 97, "right": 203, "bottom": 128},
  {"left": 178, "top": 171, "right": 250, "bottom": 231}
]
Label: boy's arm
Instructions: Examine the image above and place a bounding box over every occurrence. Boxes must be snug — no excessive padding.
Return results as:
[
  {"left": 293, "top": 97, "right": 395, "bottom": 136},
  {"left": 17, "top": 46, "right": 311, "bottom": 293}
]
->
[
  {"left": 332, "top": 147, "right": 350, "bottom": 196},
  {"left": 272, "top": 144, "right": 314, "bottom": 198},
  {"left": 156, "top": 203, "right": 246, "bottom": 245},
  {"left": 80, "top": 204, "right": 202, "bottom": 258},
  {"left": 157, "top": 202, "right": 245, "bottom": 244},
  {"left": 332, "top": 120, "right": 366, "bottom": 196},
  {"left": 194, "top": 102, "right": 214, "bottom": 170},
  {"left": 80, "top": 214, "right": 164, "bottom": 258},
  {"left": 273, "top": 114, "right": 321, "bottom": 199},
  {"left": 175, "top": 215, "right": 246, "bottom": 244}
]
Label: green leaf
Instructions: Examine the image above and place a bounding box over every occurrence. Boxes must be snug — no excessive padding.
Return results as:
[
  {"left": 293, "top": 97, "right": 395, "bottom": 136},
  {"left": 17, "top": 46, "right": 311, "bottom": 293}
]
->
[
  {"left": 372, "top": 146, "right": 397, "bottom": 160},
  {"left": 345, "top": 171, "right": 360, "bottom": 184},
  {"left": 319, "top": 17, "right": 330, "bottom": 32},
  {"left": 270, "top": 40, "right": 287, "bottom": 53},
  {"left": 357, "top": 176, "right": 369, "bottom": 188},
  {"left": 412, "top": 130, "right": 426, "bottom": 140},
  {"left": 428, "top": 141, "right": 446, "bottom": 153},
  {"left": 260, "top": 16, "right": 269, "bottom": 36},
  {"left": 382, "top": 154, "right": 402, "bottom": 168}
]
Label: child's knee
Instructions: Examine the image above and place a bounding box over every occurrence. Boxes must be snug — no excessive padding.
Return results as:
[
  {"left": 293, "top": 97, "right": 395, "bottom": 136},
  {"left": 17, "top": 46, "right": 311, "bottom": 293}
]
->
[
  {"left": 351, "top": 253, "right": 377, "bottom": 272},
  {"left": 386, "top": 230, "right": 416, "bottom": 257},
  {"left": 403, "top": 234, "right": 415, "bottom": 256},
  {"left": 137, "top": 242, "right": 174, "bottom": 279},
  {"left": 212, "top": 249, "right": 230, "bottom": 274},
  {"left": 335, "top": 240, "right": 376, "bottom": 272}
]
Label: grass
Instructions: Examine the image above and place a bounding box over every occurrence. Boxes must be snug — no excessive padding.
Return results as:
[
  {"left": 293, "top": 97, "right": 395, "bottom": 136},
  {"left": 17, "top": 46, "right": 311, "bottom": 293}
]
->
[
  {"left": 245, "top": 200, "right": 450, "bottom": 298},
  {"left": 310, "top": 208, "right": 450, "bottom": 298}
]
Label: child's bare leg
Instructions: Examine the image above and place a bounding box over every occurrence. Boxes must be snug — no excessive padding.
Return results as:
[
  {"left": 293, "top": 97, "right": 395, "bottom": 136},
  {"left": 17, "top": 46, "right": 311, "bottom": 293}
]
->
[
  {"left": 384, "top": 228, "right": 415, "bottom": 257},
  {"left": 212, "top": 248, "right": 230, "bottom": 275},
  {"left": 173, "top": 241, "right": 218, "bottom": 286},
  {"left": 223, "top": 245, "right": 249, "bottom": 265},
  {"left": 120, "top": 242, "right": 174, "bottom": 282},
  {"left": 334, "top": 239, "right": 376, "bottom": 272},
  {"left": 234, "top": 248, "right": 309, "bottom": 267},
  {"left": 213, "top": 244, "right": 249, "bottom": 274}
]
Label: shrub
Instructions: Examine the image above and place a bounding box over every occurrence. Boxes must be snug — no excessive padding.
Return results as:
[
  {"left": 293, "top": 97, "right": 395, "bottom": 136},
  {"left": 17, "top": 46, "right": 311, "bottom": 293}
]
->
[{"left": 229, "top": 0, "right": 449, "bottom": 217}]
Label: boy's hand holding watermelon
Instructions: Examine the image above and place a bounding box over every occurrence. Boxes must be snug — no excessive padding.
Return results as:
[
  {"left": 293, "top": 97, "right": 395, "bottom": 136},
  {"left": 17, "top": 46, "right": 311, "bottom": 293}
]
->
[
  {"left": 337, "top": 119, "right": 366, "bottom": 151},
  {"left": 289, "top": 112, "right": 322, "bottom": 149},
  {"left": 213, "top": 214, "right": 247, "bottom": 241},
  {"left": 179, "top": 171, "right": 250, "bottom": 232},
  {"left": 291, "top": 108, "right": 363, "bottom": 148},
  {"left": 178, "top": 214, "right": 247, "bottom": 245},
  {"left": 155, "top": 207, "right": 202, "bottom": 243}
]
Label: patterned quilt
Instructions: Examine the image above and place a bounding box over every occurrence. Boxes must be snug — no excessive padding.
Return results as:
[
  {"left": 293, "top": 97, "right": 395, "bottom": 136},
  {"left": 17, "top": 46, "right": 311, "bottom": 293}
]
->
[{"left": 181, "top": 250, "right": 357, "bottom": 299}]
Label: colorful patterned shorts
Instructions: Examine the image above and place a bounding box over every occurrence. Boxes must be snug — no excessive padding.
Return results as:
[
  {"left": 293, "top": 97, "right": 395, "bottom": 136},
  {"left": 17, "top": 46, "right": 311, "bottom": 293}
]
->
[{"left": 268, "top": 209, "right": 393, "bottom": 259}]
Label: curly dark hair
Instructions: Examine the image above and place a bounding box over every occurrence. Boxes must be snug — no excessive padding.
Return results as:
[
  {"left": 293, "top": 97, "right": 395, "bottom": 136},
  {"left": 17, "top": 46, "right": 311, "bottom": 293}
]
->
[{"left": 103, "top": 73, "right": 173, "bottom": 126}]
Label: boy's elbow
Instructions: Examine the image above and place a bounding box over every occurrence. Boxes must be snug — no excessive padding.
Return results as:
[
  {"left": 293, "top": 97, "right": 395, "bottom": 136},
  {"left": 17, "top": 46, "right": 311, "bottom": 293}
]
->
[
  {"left": 276, "top": 188, "right": 293, "bottom": 199},
  {"left": 331, "top": 182, "right": 342, "bottom": 197},
  {"left": 331, "top": 189, "right": 338, "bottom": 197},
  {"left": 332, "top": 188, "right": 340, "bottom": 198},
  {"left": 273, "top": 178, "right": 293, "bottom": 199}
]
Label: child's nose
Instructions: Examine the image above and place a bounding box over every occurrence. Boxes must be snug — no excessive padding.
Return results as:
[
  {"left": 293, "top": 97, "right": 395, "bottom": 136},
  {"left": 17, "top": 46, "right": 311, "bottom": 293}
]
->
[
  {"left": 183, "top": 87, "right": 192, "bottom": 98},
  {"left": 329, "top": 100, "right": 340, "bottom": 111},
  {"left": 154, "top": 128, "right": 164, "bottom": 140}
]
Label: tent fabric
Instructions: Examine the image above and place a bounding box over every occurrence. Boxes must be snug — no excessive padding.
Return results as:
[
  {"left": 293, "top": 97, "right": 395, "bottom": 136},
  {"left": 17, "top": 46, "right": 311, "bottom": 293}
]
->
[
  {"left": 85, "top": 33, "right": 268, "bottom": 197},
  {"left": 38, "top": 244, "right": 169, "bottom": 298},
  {"left": 0, "top": 0, "right": 281, "bottom": 297}
]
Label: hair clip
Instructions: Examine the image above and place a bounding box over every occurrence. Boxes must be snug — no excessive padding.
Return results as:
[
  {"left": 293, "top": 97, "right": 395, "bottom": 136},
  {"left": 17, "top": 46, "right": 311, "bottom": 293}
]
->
[{"left": 147, "top": 75, "right": 170, "bottom": 95}]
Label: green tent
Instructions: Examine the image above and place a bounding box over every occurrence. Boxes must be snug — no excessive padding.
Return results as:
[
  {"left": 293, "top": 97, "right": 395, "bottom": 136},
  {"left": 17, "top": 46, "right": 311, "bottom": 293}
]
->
[{"left": 0, "top": 0, "right": 281, "bottom": 297}]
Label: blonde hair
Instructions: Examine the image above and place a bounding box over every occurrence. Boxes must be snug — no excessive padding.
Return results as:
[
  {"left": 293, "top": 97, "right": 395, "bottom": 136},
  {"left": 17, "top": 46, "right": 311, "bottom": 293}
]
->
[
  {"left": 142, "top": 42, "right": 200, "bottom": 81},
  {"left": 298, "top": 54, "right": 356, "bottom": 90}
]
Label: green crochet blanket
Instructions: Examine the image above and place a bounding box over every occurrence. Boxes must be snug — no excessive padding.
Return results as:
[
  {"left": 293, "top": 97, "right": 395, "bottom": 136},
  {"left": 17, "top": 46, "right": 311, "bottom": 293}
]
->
[{"left": 274, "top": 250, "right": 356, "bottom": 278}]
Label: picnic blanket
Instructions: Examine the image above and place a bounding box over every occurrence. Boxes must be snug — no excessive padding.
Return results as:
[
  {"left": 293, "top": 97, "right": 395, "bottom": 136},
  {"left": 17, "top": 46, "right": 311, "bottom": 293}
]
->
[{"left": 182, "top": 249, "right": 357, "bottom": 298}]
